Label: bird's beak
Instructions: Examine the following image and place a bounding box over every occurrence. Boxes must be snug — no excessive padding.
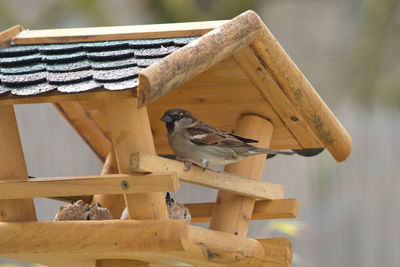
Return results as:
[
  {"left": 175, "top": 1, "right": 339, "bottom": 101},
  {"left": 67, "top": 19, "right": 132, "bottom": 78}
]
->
[{"left": 161, "top": 114, "right": 173, "bottom": 123}]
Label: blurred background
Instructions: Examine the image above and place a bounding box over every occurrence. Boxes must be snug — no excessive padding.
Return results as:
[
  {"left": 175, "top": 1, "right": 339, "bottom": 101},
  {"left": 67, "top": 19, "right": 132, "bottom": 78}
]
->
[{"left": 0, "top": 0, "right": 399, "bottom": 266}]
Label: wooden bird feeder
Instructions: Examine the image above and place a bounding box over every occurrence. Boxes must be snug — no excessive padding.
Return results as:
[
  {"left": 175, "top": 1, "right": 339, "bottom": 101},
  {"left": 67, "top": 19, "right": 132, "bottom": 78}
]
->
[{"left": 0, "top": 10, "right": 351, "bottom": 267}]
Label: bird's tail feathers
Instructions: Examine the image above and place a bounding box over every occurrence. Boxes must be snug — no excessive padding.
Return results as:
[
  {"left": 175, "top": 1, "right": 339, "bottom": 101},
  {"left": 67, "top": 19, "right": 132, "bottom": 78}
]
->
[{"left": 250, "top": 147, "right": 294, "bottom": 156}]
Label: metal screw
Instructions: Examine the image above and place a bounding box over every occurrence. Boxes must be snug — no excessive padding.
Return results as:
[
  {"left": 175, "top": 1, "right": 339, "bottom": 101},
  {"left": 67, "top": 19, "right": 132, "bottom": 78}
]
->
[
  {"left": 290, "top": 116, "right": 299, "bottom": 122},
  {"left": 121, "top": 180, "right": 129, "bottom": 190}
]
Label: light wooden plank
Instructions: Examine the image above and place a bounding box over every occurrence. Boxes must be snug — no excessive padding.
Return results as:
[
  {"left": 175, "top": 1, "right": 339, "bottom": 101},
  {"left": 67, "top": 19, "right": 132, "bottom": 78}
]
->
[
  {"left": 131, "top": 152, "right": 284, "bottom": 200},
  {"left": 253, "top": 26, "right": 352, "bottom": 161},
  {"left": 0, "top": 173, "right": 178, "bottom": 200},
  {"left": 106, "top": 98, "right": 169, "bottom": 220},
  {"left": 185, "top": 199, "right": 300, "bottom": 223},
  {"left": 138, "top": 11, "right": 262, "bottom": 107},
  {"left": 12, "top": 20, "right": 226, "bottom": 45},
  {"left": 0, "top": 220, "right": 188, "bottom": 254},
  {"left": 0, "top": 88, "right": 134, "bottom": 105},
  {"left": 0, "top": 105, "right": 36, "bottom": 222},
  {"left": 209, "top": 115, "right": 273, "bottom": 236},
  {"left": 258, "top": 238, "right": 293, "bottom": 267},
  {"left": 0, "top": 25, "right": 24, "bottom": 47},
  {"left": 0, "top": 222, "right": 266, "bottom": 266},
  {"left": 54, "top": 102, "right": 112, "bottom": 162},
  {"left": 233, "top": 47, "right": 323, "bottom": 149}
]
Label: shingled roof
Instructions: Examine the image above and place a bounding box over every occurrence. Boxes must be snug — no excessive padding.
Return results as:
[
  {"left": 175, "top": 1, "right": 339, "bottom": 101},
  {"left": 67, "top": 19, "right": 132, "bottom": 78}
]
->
[{"left": 0, "top": 37, "right": 197, "bottom": 96}]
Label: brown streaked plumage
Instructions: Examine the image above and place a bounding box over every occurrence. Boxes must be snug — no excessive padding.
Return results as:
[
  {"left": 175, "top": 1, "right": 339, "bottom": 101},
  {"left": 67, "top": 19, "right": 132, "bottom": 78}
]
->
[{"left": 161, "top": 109, "right": 294, "bottom": 169}]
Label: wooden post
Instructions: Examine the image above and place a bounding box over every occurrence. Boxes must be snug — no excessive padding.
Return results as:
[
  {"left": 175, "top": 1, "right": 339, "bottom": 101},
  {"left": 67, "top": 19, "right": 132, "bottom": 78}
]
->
[
  {"left": 209, "top": 115, "right": 273, "bottom": 237},
  {"left": 92, "top": 150, "right": 125, "bottom": 219},
  {"left": 97, "top": 98, "right": 168, "bottom": 266},
  {"left": 0, "top": 104, "right": 36, "bottom": 222},
  {"left": 104, "top": 98, "right": 168, "bottom": 220}
]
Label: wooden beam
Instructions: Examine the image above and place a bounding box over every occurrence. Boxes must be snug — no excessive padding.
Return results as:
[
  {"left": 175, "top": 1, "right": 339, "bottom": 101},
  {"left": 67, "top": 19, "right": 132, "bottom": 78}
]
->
[
  {"left": 0, "top": 25, "right": 24, "bottom": 47},
  {"left": 0, "top": 88, "right": 134, "bottom": 105},
  {"left": 0, "top": 220, "right": 188, "bottom": 255},
  {"left": 92, "top": 150, "right": 126, "bottom": 219},
  {"left": 0, "top": 173, "right": 178, "bottom": 200},
  {"left": 209, "top": 115, "right": 273, "bottom": 237},
  {"left": 12, "top": 20, "right": 226, "bottom": 45},
  {"left": 253, "top": 26, "right": 352, "bottom": 162},
  {"left": 185, "top": 199, "right": 300, "bottom": 223},
  {"left": 258, "top": 238, "right": 293, "bottom": 267},
  {"left": 137, "top": 10, "right": 263, "bottom": 107},
  {"left": 0, "top": 221, "right": 266, "bottom": 266},
  {"left": 106, "top": 98, "right": 169, "bottom": 220},
  {"left": 0, "top": 105, "right": 36, "bottom": 222},
  {"left": 54, "top": 102, "right": 112, "bottom": 162},
  {"left": 131, "top": 152, "right": 284, "bottom": 200},
  {"left": 233, "top": 47, "right": 323, "bottom": 149}
]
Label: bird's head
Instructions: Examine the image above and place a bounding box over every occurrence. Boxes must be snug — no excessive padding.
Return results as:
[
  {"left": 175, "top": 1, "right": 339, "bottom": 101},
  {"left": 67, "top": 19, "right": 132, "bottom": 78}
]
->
[{"left": 161, "top": 109, "right": 197, "bottom": 135}]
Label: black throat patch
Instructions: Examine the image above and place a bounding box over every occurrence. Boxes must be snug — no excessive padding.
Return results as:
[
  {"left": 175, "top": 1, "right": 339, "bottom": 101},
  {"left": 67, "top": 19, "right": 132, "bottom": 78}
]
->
[{"left": 166, "top": 122, "right": 175, "bottom": 135}]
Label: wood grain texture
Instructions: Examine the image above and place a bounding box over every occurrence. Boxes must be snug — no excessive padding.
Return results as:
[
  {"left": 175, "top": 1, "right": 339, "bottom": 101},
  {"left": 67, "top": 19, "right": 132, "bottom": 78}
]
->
[
  {"left": 258, "top": 238, "right": 293, "bottom": 267},
  {"left": 0, "top": 222, "right": 266, "bottom": 266},
  {"left": 138, "top": 10, "right": 263, "bottom": 107},
  {"left": 0, "top": 105, "right": 36, "bottom": 222},
  {"left": 92, "top": 151, "right": 126, "bottom": 219},
  {"left": 131, "top": 152, "right": 284, "bottom": 200},
  {"left": 233, "top": 47, "right": 323, "bottom": 149},
  {"left": 184, "top": 198, "right": 300, "bottom": 223},
  {"left": 0, "top": 220, "right": 188, "bottom": 254},
  {"left": 54, "top": 101, "right": 112, "bottom": 162},
  {"left": 209, "top": 115, "right": 273, "bottom": 237},
  {"left": 253, "top": 25, "right": 352, "bottom": 161},
  {"left": 0, "top": 25, "right": 24, "bottom": 47},
  {"left": 12, "top": 20, "right": 226, "bottom": 45},
  {"left": 0, "top": 173, "right": 179, "bottom": 200},
  {"left": 106, "top": 98, "right": 168, "bottom": 220}
]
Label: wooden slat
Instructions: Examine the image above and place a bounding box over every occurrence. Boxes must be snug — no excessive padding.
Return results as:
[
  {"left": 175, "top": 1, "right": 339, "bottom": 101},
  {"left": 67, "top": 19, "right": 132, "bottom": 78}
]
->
[
  {"left": 0, "top": 25, "right": 24, "bottom": 47},
  {"left": 138, "top": 11, "right": 262, "bottom": 107},
  {"left": 0, "top": 173, "right": 179, "bottom": 200},
  {"left": 54, "top": 102, "right": 112, "bottom": 162},
  {"left": 12, "top": 20, "right": 226, "bottom": 45},
  {"left": 0, "top": 105, "right": 36, "bottom": 222},
  {"left": 106, "top": 98, "right": 169, "bottom": 220},
  {"left": 209, "top": 115, "right": 273, "bottom": 237},
  {"left": 233, "top": 47, "right": 323, "bottom": 149},
  {"left": 185, "top": 199, "right": 300, "bottom": 223},
  {"left": 131, "top": 152, "right": 284, "bottom": 200},
  {"left": 0, "top": 220, "right": 188, "bottom": 254},
  {"left": 253, "top": 25, "right": 352, "bottom": 161},
  {"left": 0, "top": 88, "right": 134, "bottom": 105},
  {"left": 0, "top": 222, "right": 266, "bottom": 266},
  {"left": 258, "top": 238, "right": 293, "bottom": 267}
]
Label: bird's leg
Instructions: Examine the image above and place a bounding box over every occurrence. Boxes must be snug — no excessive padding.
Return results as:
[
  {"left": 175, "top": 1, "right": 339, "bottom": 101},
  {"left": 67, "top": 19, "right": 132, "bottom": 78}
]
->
[
  {"left": 183, "top": 160, "right": 192, "bottom": 172},
  {"left": 201, "top": 159, "right": 209, "bottom": 172}
]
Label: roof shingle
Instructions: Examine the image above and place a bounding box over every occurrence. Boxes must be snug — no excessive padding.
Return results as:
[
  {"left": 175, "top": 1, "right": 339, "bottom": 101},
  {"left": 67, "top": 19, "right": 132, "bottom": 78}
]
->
[{"left": 0, "top": 36, "right": 197, "bottom": 96}]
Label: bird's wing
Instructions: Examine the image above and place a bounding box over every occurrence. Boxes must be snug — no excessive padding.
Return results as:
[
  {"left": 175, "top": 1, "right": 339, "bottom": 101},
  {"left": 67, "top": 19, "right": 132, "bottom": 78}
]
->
[{"left": 187, "top": 123, "right": 251, "bottom": 147}]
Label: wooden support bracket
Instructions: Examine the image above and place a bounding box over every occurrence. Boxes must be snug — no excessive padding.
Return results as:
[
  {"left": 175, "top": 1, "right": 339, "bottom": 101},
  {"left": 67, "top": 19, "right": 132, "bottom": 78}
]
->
[
  {"left": 131, "top": 152, "right": 284, "bottom": 200},
  {"left": 209, "top": 115, "right": 273, "bottom": 237}
]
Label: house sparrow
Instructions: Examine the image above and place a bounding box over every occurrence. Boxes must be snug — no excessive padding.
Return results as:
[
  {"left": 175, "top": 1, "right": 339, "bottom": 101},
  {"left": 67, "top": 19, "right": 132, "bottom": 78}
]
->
[{"left": 161, "top": 109, "right": 294, "bottom": 170}]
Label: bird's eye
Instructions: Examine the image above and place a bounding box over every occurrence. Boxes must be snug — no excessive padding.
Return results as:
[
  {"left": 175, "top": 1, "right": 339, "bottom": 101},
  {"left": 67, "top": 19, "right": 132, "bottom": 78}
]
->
[{"left": 175, "top": 113, "right": 183, "bottom": 120}]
